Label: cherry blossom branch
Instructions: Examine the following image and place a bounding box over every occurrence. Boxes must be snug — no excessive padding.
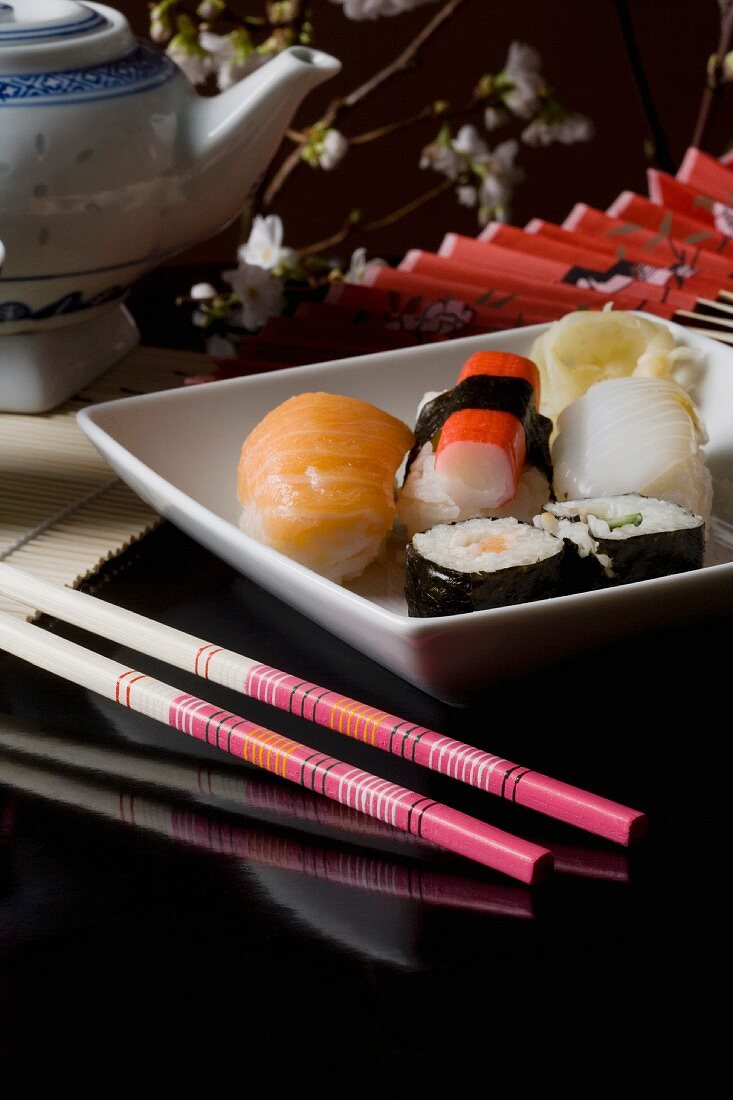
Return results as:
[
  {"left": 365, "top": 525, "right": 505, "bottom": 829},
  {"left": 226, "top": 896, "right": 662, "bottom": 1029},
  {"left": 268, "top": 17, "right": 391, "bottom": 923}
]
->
[
  {"left": 262, "top": 0, "right": 467, "bottom": 207},
  {"left": 364, "top": 176, "right": 454, "bottom": 231},
  {"left": 341, "top": 0, "right": 466, "bottom": 108},
  {"left": 347, "top": 97, "right": 480, "bottom": 145},
  {"left": 342, "top": 105, "right": 434, "bottom": 145},
  {"left": 261, "top": 142, "right": 308, "bottom": 208},
  {"left": 692, "top": 0, "right": 733, "bottom": 151},
  {"left": 294, "top": 177, "right": 453, "bottom": 260}
]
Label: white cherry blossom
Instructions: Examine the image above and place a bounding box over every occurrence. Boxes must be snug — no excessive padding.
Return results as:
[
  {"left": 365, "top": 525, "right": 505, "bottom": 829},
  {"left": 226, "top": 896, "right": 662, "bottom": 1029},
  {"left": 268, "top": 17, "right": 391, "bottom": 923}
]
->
[
  {"left": 501, "top": 42, "right": 544, "bottom": 118},
  {"left": 199, "top": 29, "right": 260, "bottom": 91},
  {"left": 457, "top": 185, "right": 478, "bottom": 207},
  {"left": 344, "top": 247, "right": 368, "bottom": 283},
  {"left": 419, "top": 138, "right": 461, "bottom": 179},
  {"left": 301, "top": 127, "right": 349, "bottom": 170},
  {"left": 329, "top": 0, "right": 438, "bottom": 19},
  {"left": 475, "top": 139, "right": 523, "bottom": 224},
  {"left": 167, "top": 39, "right": 211, "bottom": 85},
  {"left": 344, "top": 247, "right": 384, "bottom": 283},
  {"left": 240, "top": 215, "right": 295, "bottom": 272},
  {"left": 484, "top": 106, "right": 509, "bottom": 131},
  {"left": 522, "top": 112, "right": 594, "bottom": 147},
  {"left": 166, "top": 14, "right": 214, "bottom": 85},
  {"left": 224, "top": 261, "right": 284, "bottom": 330},
  {"left": 318, "top": 129, "right": 349, "bottom": 170},
  {"left": 452, "top": 123, "right": 490, "bottom": 161}
]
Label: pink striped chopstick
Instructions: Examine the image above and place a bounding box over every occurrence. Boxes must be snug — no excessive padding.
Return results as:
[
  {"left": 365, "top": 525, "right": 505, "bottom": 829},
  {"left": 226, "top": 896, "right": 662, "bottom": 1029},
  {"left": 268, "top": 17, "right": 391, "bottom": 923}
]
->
[
  {"left": 0, "top": 611, "right": 551, "bottom": 883},
  {"left": 0, "top": 563, "right": 645, "bottom": 845}
]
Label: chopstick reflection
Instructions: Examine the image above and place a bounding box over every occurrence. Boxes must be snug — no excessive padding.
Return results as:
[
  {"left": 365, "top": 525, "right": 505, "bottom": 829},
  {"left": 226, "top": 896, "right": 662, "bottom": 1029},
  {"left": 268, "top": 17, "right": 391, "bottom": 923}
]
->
[
  {"left": 0, "top": 721, "right": 424, "bottom": 851},
  {"left": 550, "top": 842, "right": 630, "bottom": 883},
  {"left": 0, "top": 721, "right": 630, "bottom": 884},
  {"left": 0, "top": 722, "right": 534, "bottom": 920}
]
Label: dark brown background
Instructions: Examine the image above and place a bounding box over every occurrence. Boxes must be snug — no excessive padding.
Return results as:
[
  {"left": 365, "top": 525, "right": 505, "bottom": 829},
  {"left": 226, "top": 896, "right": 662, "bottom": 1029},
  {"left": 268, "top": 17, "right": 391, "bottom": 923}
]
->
[{"left": 117, "top": 0, "right": 730, "bottom": 266}]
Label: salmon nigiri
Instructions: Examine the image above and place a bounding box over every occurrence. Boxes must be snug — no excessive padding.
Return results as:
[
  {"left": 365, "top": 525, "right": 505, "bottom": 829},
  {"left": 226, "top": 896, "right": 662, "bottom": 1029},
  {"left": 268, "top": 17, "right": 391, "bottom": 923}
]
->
[{"left": 238, "top": 392, "right": 414, "bottom": 583}]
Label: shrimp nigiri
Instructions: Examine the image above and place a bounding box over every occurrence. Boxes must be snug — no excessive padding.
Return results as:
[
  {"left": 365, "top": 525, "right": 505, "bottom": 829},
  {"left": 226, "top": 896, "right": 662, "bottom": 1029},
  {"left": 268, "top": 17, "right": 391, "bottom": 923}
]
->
[{"left": 238, "top": 392, "right": 414, "bottom": 583}]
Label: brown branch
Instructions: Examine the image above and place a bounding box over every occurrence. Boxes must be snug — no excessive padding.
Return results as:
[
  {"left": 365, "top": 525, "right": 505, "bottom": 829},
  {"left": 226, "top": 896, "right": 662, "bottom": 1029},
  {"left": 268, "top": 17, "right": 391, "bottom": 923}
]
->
[
  {"left": 692, "top": 0, "right": 733, "bottom": 151},
  {"left": 262, "top": 143, "right": 305, "bottom": 207},
  {"left": 262, "top": 0, "right": 467, "bottom": 207},
  {"left": 342, "top": 0, "right": 466, "bottom": 108},
  {"left": 362, "top": 176, "right": 453, "bottom": 232},
  {"left": 348, "top": 105, "right": 434, "bottom": 145},
  {"left": 294, "top": 177, "right": 453, "bottom": 260},
  {"left": 348, "top": 96, "right": 480, "bottom": 145}
]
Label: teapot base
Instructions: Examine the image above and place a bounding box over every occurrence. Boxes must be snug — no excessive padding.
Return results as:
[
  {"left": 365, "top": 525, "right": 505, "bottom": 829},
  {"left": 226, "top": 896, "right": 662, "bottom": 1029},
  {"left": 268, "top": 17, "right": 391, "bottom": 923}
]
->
[{"left": 0, "top": 304, "right": 139, "bottom": 414}]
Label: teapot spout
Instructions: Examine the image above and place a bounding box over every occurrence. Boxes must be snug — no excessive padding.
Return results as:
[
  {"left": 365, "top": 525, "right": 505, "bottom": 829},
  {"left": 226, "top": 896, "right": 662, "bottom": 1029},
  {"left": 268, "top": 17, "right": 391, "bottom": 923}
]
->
[{"left": 178, "top": 47, "right": 340, "bottom": 236}]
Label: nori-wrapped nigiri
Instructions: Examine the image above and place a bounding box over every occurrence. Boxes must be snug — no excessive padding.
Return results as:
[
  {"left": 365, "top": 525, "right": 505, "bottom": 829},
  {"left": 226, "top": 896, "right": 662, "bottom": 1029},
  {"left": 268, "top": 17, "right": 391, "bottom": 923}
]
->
[{"left": 398, "top": 351, "right": 552, "bottom": 536}]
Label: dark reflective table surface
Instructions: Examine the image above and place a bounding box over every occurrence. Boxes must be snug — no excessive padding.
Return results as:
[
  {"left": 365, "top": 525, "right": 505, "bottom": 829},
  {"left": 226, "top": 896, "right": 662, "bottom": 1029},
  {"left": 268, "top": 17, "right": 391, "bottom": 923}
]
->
[{"left": 0, "top": 524, "right": 720, "bottom": 1074}]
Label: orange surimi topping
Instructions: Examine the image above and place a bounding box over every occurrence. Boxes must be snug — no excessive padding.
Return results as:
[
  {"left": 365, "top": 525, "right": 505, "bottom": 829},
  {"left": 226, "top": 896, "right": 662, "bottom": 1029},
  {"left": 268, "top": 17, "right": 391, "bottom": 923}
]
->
[
  {"left": 456, "top": 350, "right": 540, "bottom": 398},
  {"left": 453, "top": 349, "right": 539, "bottom": 398},
  {"left": 434, "top": 351, "right": 539, "bottom": 508}
]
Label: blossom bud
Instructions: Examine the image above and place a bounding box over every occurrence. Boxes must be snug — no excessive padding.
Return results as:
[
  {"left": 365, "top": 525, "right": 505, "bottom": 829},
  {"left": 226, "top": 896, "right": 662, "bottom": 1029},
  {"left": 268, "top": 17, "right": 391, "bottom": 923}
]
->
[
  {"left": 191, "top": 282, "right": 218, "bottom": 300},
  {"left": 724, "top": 50, "right": 733, "bottom": 83},
  {"left": 484, "top": 106, "right": 509, "bottom": 131},
  {"left": 267, "top": 1, "right": 301, "bottom": 23},
  {"left": 474, "top": 74, "right": 494, "bottom": 99},
  {"left": 150, "top": 18, "right": 171, "bottom": 44},
  {"left": 196, "top": 0, "right": 224, "bottom": 19}
]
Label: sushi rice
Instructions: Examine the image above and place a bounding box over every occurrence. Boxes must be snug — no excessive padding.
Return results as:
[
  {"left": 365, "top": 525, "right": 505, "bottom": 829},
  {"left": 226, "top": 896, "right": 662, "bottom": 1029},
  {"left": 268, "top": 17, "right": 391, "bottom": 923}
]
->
[{"left": 398, "top": 445, "right": 550, "bottom": 536}]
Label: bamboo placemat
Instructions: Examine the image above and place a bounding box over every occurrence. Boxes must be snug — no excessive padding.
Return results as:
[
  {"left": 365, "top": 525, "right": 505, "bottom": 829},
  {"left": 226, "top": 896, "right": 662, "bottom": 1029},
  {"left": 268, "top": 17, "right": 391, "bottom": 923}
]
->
[{"left": 0, "top": 346, "right": 209, "bottom": 621}]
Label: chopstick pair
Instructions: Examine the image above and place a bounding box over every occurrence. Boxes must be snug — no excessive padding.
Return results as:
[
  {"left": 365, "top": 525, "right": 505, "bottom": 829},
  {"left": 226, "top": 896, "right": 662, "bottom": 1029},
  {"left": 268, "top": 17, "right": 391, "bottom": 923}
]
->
[
  {"left": 0, "top": 719, "right": 629, "bottom": 883},
  {"left": 0, "top": 563, "right": 645, "bottom": 882}
]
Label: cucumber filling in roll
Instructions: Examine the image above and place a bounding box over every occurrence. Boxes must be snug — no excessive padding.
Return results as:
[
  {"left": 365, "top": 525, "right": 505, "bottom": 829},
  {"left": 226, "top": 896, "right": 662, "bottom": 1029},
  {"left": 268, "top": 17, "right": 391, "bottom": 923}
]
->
[
  {"left": 405, "top": 517, "right": 565, "bottom": 617},
  {"left": 534, "top": 494, "right": 704, "bottom": 586}
]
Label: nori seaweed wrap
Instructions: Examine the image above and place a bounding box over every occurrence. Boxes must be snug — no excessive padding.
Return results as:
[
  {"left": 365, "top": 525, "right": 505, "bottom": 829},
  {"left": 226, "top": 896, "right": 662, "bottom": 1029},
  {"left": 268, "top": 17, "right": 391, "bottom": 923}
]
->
[
  {"left": 405, "top": 517, "right": 565, "bottom": 617},
  {"left": 535, "top": 494, "right": 705, "bottom": 588}
]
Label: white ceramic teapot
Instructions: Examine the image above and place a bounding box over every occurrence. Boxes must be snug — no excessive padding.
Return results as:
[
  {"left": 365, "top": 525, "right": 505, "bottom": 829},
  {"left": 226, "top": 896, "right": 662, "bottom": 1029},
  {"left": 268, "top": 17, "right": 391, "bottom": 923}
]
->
[{"left": 0, "top": 1, "right": 340, "bottom": 411}]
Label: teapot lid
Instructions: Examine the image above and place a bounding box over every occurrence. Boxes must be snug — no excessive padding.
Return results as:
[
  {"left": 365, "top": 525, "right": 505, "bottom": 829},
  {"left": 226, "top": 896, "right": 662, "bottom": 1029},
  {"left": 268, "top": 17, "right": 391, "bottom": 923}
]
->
[{"left": 0, "top": 2, "right": 136, "bottom": 73}]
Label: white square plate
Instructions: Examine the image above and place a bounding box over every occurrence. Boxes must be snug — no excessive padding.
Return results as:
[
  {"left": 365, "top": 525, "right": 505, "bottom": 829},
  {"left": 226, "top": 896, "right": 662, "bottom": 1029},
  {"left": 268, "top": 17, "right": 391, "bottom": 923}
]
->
[{"left": 78, "top": 318, "right": 733, "bottom": 702}]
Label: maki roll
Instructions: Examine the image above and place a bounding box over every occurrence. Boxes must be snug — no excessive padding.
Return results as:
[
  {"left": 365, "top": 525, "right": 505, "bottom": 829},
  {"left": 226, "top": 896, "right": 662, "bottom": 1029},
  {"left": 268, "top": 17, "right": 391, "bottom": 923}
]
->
[
  {"left": 535, "top": 494, "right": 705, "bottom": 587},
  {"left": 405, "top": 517, "right": 565, "bottom": 617}
]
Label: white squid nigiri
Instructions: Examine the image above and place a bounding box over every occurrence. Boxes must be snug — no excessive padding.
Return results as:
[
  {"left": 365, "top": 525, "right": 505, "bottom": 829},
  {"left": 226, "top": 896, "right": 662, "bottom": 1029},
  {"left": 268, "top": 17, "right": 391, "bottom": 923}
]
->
[{"left": 552, "top": 376, "right": 713, "bottom": 521}]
